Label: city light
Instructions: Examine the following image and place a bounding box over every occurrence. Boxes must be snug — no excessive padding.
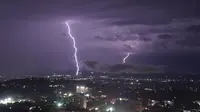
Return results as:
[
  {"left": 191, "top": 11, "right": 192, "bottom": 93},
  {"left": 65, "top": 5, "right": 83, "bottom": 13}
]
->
[
  {"left": 0, "top": 97, "right": 14, "bottom": 105},
  {"left": 68, "top": 93, "right": 72, "bottom": 97},
  {"left": 0, "top": 97, "right": 35, "bottom": 105},
  {"left": 64, "top": 92, "right": 73, "bottom": 97},
  {"left": 95, "top": 107, "right": 99, "bottom": 110},
  {"left": 81, "top": 86, "right": 84, "bottom": 89},
  {"left": 29, "top": 106, "right": 36, "bottom": 110},
  {"left": 85, "top": 94, "right": 90, "bottom": 97},
  {"left": 56, "top": 102, "right": 63, "bottom": 107},
  {"left": 76, "top": 86, "right": 88, "bottom": 93},
  {"left": 106, "top": 107, "right": 114, "bottom": 112}
]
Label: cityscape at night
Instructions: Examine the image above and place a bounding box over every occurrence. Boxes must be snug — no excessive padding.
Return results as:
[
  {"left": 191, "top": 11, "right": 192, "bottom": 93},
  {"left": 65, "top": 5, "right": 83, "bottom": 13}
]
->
[
  {"left": 0, "top": 0, "right": 200, "bottom": 112},
  {"left": 1, "top": 73, "right": 200, "bottom": 112}
]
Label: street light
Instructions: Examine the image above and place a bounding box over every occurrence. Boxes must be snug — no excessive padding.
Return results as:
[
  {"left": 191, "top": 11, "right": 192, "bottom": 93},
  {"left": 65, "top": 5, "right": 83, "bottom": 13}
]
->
[{"left": 56, "top": 102, "right": 63, "bottom": 107}]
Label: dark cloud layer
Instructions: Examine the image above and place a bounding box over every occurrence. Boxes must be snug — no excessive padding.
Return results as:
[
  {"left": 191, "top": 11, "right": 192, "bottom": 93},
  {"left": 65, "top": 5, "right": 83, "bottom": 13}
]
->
[
  {"left": 176, "top": 36, "right": 200, "bottom": 47},
  {"left": 108, "top": 19, "right": 172, "bottom": 26},
  {"left": 94, "top": 33, "right": 152, "bottom": 42},
  {"left": 83, "top": 61, "right": 163, "bottom": 73},
  {"left": 158, "top": 34, "right": 174, "bottom": 40},
  {"left": 130, "top": 52, "right": 200, "bottom": 73},
  {"left": 186, "top": 25, "right": 200, "bottom": 32}
]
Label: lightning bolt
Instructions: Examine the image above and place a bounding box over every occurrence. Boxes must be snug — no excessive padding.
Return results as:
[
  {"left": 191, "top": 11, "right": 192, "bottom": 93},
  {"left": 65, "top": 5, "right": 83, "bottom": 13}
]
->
[
  {"left": 122, "top": 53, "right": 130, "bottom": 64},
  {"left": 65, "top": 22, "right": 79, "bottom": 76}
]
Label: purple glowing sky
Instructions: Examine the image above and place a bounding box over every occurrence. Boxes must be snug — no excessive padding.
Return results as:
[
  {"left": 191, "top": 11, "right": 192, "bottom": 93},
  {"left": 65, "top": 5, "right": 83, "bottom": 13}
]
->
[{"left": 0, "top": 0, "right": 200, "bottom": 74}]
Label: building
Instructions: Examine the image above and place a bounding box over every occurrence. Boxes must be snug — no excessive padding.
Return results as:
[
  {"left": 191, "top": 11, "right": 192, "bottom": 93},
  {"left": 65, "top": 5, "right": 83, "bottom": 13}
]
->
[
  {"left": 76, "top": 86, "right": 88, "bottom": 94},
  {"left": 68, "top": 95, "right": 87, "bottom": 109}
]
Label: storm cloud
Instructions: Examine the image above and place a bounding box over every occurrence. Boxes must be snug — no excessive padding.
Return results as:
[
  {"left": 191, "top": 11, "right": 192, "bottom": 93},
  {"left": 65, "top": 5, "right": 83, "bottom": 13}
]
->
[{"left": 0, "top": 0, "right": 200, "bottom": 74}]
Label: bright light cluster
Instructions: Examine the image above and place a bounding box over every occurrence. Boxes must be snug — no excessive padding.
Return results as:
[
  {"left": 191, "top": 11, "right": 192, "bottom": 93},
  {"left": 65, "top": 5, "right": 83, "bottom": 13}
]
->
[
  {"left": 63, "top": 92, "right": 73, "bottom": 97},
  {"left": 77, "top": 86, "right": 87, "bottom": 89},
  {"left": 76, "top": 86, "right": 88, "bottom": 93},
  {"left": 106, "top": 107, "right": 114, "bottom": 112},
  {"left": 118, "top": 97, "right": 128, "bottom": 101},
  {"left": 57, "top": 102, "right": 63, "bottom": 107},
  {"left": 85, "top": 94, "right": 90, "bottom": 97},
  {"left": 0, "top": 97, "right": 34, "bottom": 105},
  {"left": 0, "top": 97, "right": 14, "bottom": 105}
]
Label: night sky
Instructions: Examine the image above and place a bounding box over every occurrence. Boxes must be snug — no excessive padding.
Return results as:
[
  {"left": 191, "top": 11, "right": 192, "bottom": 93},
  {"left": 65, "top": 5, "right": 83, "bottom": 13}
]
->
[{"left": 0, "top": 0, "right": 200, "bottom": 75}]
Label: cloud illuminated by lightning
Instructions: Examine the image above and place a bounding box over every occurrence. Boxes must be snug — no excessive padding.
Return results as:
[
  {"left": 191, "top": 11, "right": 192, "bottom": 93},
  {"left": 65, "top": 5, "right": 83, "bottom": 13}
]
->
[
  {"left": 122, "top": 52, "right": 130, "bottom": 64},
  {"left": 65, "top": 22, "right": 79, "bottom": 75}
]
